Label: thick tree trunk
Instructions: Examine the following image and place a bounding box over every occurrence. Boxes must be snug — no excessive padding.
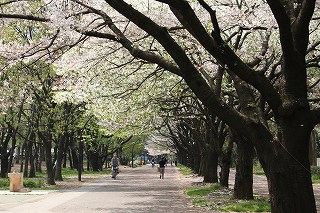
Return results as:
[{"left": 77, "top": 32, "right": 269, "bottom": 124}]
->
[
  {"left": 233, "top": 136, "right": 253, "bottom": 199},
  {"left": 29, "top": 154, "right": 36, "bottom": 178},
  {"left": 39, "top": 131, "right": 56, "bottom": 185},
  {"left": 69, "top": 136, "right": 78, "bottom": 170},
  {"left": 220, "top": 138, "right": 233, "bottom": 187},
  {"left": 89, "top": 151, "right": 100, "bottom": 171},
  {"left": 260, "top": 120, "right": 317, "bottom": 213},
  {"left": 268, "top": 153, "right": 315, "bottom": 212},
  {"left": 0, "top": 150, "right": 9, "bottom": 178},
  {"left": 203, "top": 147, "right": 219, "bottom": 183},
  {"left": 0, "top": 128, "right": 12, "bottom": 177},
  {"left": 27, "top": 131, "right": 36, "bottom": 178},
  {"left": 198, "top": 153, "right": 205, "bottom": 176},
  {"left": 55, "top": 134, "right": 65, "bottom": 181},
  {"left": 44, "top": 139, "right": 56, "bottom": 185},
  {"left": 193, "top": 144, "right": 201, "bottom": 174}
]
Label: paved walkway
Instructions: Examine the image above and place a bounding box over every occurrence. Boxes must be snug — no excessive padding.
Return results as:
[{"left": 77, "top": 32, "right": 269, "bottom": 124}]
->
[
  {"left": 0, "top": 165, "right": 214, "bottom": 213},
  {"left": 0, "top": 165, "right": 319, "bottom": 212}
]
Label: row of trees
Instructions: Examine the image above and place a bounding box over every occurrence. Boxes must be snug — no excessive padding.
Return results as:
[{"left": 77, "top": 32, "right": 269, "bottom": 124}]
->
[
  {"left": 0, "top": 61, "right": 146, "bottom": 185},
  {"left": 0, "top": 0, "right": 320, "bottom": 212}
]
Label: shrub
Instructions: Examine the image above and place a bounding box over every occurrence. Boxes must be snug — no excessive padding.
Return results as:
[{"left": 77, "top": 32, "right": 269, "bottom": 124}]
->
[
  {"left": 0, "top": 178, "right": 10, "bottom": 189},
  {"left": 23, "top": 179, "right": 45, "bottom": 188}
]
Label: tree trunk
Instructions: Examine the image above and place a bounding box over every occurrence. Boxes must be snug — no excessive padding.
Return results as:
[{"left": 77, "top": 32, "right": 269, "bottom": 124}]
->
[
  {"left": 39, "top": 131, "right": 56, "bottom": 185},
  {"left": 193, "top": 144, "right": 201, "bottom": 174},
  {"left": 8, "top": 137, "right": 17, "bottom": 174},
  {"left": 19, "top": 143, "right": 25, "bottom": 173},
  {"left": 90, "top": 151, "right": 100, "bottom": 171},
  {"left": 36, "top": 144, "right": 44, "bottom": 173},
  {"left": 23, "top": 141, "right": 29, "bottom": 178},
  {"left": 233, "top": 135, "right": 253, "bottom": 199},
  {"left": 78, "top": 140, "right": 84, "bottom": 181},
  {"left": 309, "top": 130, "right": 317, "bottom": 166},
  {"left": 67, "top": 148, "right": 72, "bottom": 169},
  {"left": 15, "top": 146, "right": 21, "bottom": 164},
  {"left": 69, "top": 135, "right": 78, "bottom": 170},
  {"left": 44, "top": 138, "right": 55, "bottom": 185},
  {"left": 220, "top": 137, "right": 233, "bottom": 187},
  {"left": 258, "top": 119, "right": 317, "bottom": 213},
  {"left": 0, "top": 150, "right": 9, "bottom": 178},
  {"left": 203, "top": 147, "right": 219, "bottom": 183},
  {"left": 55, "top": 133, "right": 66, "bottom": 181},
  {"left": 0, "top": 128, "right": 12, "bottom": 178}
]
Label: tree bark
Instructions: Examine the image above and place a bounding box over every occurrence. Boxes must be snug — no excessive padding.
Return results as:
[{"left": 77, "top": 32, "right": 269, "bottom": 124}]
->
[
  {"left": 55, "top": 133, "right": 65, "bottom": 181},
  {"left": 203, "top": 147, "right": 219, "bottom": 183},
  {"left": 233, "top": 135, "right": 254, "bottom": 199},
  {"left": 28, "top": 131, "right": 36, "bottom": 178},
  {"left": 23, "top": 141, "right": 29, "bottom": 178},
  {"left": 259, "top": 115, "right": 317, "bottom": 212},
  {"left": 0, "top": 127, "right": 12, "bottom": 178},
  {"left": 38, "top": 131, "right": 55, "bottom": 185},
  {"left": 44, "top": 138, "right": 55, "bottom": 185},
  {"left": 220, "top": 136, "right": 233, "bottom": 187}
]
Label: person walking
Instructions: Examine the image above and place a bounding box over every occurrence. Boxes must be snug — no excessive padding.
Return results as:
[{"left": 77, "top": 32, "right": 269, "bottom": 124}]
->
[
  {"left": 159, "top": 157, "right": 166, "bottom": 179},
  {"left": 111, "top": 154, "right": 120, "bottom": 179}
]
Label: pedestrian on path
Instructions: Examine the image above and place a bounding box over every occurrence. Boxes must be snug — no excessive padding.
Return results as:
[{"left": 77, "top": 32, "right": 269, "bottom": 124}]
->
[
  {"left": 111, "top": 154, "right": 119, "bottom": 179},
  {"left": 159, "top": 157, "right": 166, "bottom": 179}
]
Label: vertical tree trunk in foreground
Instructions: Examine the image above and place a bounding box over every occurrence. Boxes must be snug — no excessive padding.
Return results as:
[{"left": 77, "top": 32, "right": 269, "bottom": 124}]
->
[{"left": 233, "top": 137, "right": 253, "bottom": 199}]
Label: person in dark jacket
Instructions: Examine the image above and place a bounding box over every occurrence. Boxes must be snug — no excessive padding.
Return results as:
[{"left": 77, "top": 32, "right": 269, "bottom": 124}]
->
[{"left": 159, "top": 157, "right": 166, "bottom": 179}]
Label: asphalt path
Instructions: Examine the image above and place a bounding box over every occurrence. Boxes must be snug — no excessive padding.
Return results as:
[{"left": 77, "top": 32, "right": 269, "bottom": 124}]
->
[{"left": 0, "top": 165, "right": 213, "bottom": 213}]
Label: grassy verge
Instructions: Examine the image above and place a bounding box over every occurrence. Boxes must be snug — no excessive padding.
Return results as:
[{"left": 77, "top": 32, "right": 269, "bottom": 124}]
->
[
  {"left": 253, "top": 163, "right": 265, "bottom": 176},
  {"left": 185, "top": 183, "right": 270, "bottom": 212},
  {"left": 0, "top": 168, "right": 110, "bottom": 190},
  {"left": 217, "top": 198, "right": 271, "bottom": 212},
  {"left": 311, "top": 166, "right": 320, "bottom": 184},
  {"left": 179, "top": 164, "right": 271, "bottom": 212},
  {"left": 176, "top": 164, "right": 194, "bottom": 176}
]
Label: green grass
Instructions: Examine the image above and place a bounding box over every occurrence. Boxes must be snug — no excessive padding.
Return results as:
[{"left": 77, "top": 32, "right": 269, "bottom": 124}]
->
[
  {"left": 0, "top": 178, "right": 10, "bottom": 189},
  {"left": 185, "top": 180, "right": 271, "bottom": 212},
  {"left": 60, "top": 167, "right": 110, "bottom": 176},
  {"left": 0, "top": 177, "right": 52, "bottom": 190},
  {"left": 177, "top": 164, "right": 194, "bottom": 176},
  {"left": 186, "top": 183, "right": 223, "bottom": 197},
  {"left": 0, "top": 167, "right": 111, "bottom": 191},
  {"left": 311, "top": 166, "right": 320, "bottom": 184},
  {"left": 253, "top": 163, "right": 265, "bottom": 176},
  {"left": 192, "top": 199, "right": 208, "bottom": 207},
  {"left": 218, "top": 199, "right": 271, "bottom": 212},
  {"left": 312, "top": 175, "right": 320, "bottom": 184}
]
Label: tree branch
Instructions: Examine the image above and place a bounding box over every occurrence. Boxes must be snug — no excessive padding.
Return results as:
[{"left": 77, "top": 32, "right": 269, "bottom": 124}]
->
[
  {"left": 164, "top": 0, "right": 282, "bottom": 112},
  {"left": 0, "top": 13, "right": 49, "bottom": 22},
  {"left": 104, "top": 0, "right": 255, "bottom": 137},
  {"left": 265, "top": 0, "right": 295, "bottom": 61}
]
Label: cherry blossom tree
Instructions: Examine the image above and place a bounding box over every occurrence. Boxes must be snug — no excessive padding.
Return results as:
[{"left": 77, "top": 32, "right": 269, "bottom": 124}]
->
[{"left": 1, "top": 0, "right": 320, "bottom": 212}]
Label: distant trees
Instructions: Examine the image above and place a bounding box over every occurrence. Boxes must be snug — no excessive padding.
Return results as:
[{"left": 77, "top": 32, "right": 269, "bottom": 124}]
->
[{"left": 0, "top": 60, "right": 135, "bottom": 184}]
